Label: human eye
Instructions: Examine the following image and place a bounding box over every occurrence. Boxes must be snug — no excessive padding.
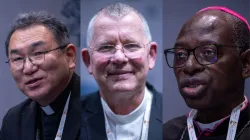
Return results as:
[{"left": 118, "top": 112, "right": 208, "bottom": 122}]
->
[
  {"left": 124, "top": 43, "right": 141, "bottom": 52},
  {"left": 203, "top": 49, "right": 216, "bottom": 56},
  {"left": 97, "top": 45, "right": 114, "bottom": 53},
  {"left": 201, "top": 45, "right": 217, "bottom": 57},
  {"left": 32, "top": 51, "right": 44, "bottom": 56},
  {"left": 175, "top": 49, "right": 187, "bottom": 59},
  {"left": 30, "top": 51, "right": 44, "bottom": 60},
  {"left": 11, "top": 57, "right": 24, "bottom": 62}
]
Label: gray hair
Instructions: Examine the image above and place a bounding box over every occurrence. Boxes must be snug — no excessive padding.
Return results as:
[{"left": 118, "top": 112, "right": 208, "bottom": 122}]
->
[
  {"left": 5, "top": 11, "right": 70, "bottom": 57},
  {"left": 86, "top": 3, "right": 152, "bottom": 47}
]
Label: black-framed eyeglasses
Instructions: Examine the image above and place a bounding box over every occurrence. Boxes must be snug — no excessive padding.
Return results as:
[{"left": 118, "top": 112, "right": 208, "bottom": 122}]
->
[
  {"left": 164, "top": 44, "right": 238, "bottom": 68},
  {"left": 6, "top": 45, "right": 67, "bottom": 70}
]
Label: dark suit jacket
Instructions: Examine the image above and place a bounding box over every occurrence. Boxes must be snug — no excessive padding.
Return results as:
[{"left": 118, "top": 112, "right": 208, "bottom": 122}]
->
[
  {"left": 81, "top": 82, "right": 162, "bottom": 140},
  {"left": 0, "top": 73, "right": 81, "bottom": 140}
]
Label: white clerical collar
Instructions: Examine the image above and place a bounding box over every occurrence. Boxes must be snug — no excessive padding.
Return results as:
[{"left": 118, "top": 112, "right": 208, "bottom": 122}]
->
[
  {"left": 40, "top": 105, "right": 55, "bottom": 115},
  {"left": 101, "top": 87, "right": 151, "bottom": 124}
]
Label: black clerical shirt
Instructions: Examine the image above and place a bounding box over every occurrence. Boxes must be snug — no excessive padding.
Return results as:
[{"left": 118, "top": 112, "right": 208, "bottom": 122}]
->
[{"left": 38, "top": 78, "right": 72, "bottom": 140}]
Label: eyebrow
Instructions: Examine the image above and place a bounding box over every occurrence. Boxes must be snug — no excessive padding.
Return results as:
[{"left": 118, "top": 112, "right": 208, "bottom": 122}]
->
[
  {"left": 9, "top": 41, "right": 47, "bottom": 55},
  {"left": 174, "top": 40, "right": 218, "bottom": 48}
]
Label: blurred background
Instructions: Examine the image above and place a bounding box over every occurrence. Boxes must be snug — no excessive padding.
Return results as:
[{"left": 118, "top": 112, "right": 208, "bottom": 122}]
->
[
  {"left": 163, "top": 0, "right": 250, "bottom": 123},
  {"left": 80, "top": 0, "right": 163, "bottom": 95},
  {"left": 0, "top": 0, "right": 249, "bottom": 128},
  {"left": 0, "top": 0, "right": 80, "bottom": 127}
]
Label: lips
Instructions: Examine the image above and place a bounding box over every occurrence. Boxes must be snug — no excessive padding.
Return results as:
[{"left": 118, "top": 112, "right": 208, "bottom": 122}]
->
[
  {"left": 107, "top": 70, "right": 133, "bottom": 79},
  {"left": 25, "top": 77, "right": 43, "bottom": 88},
  {"left": 179, "top": 77, "right": 207, "bottom": 97},
  {"left": 108, "top": 70, "right": 133, "bottom": 75}
]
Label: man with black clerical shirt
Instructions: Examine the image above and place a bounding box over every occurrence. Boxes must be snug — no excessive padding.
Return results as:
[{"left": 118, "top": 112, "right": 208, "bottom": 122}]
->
[{"left": 1, "top": 11, "right": 81, "bottom": 140}]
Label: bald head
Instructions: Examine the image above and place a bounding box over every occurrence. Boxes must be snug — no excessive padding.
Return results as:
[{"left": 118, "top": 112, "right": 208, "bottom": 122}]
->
[{"left": 179, "top": 9, "right": 249, "bottom": 52}]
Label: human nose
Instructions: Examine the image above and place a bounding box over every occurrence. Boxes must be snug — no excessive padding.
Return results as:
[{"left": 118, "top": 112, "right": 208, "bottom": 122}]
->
[
  {"left": 23, "top": 57, "right": 38, "bottom": 74},
  {"left": 110, "top": 47, "right": 128, "bottom": 64},
  {"left": 182, "top": 54, "right": 204, "bottom": 76}
]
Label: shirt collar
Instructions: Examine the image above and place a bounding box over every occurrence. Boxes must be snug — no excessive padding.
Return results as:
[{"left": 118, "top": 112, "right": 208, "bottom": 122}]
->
[
  {"left": 41, "top": 105, "right": 55, "bottom": 115},
  {"left": 101, "top": 86, "right": 151, "bottom": 124}
]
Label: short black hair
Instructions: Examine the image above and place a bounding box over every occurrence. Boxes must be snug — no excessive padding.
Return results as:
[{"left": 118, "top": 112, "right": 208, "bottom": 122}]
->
[
  {"left": 5, "top": 11, "right": 70, "bottom": 57},
  {"left": 226, "top": 13, "right": 249, "bottom": 52}
]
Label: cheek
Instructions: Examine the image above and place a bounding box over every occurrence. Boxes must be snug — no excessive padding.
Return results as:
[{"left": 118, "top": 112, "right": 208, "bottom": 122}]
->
[
  {"left": 41, "top": 56, "right": 69, "bottom": 81},
  {"left": 130, "top": 56, "right": 148, "bottom": 72},
  {"left": 91, "top": 56, "right": 109, "bottom": 73},
  {"left": 11, "top": 71, "right": 24, "bottom": 87},
  {"left": 174, "top": 68, "right": 182, "bottom": 82}
]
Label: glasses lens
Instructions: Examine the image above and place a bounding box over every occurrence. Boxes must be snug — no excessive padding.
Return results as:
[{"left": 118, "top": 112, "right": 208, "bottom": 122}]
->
[
  {"left": 94, "top": 43, "right": 145, "bottom": 59},
  {"left": 165, "top": 48, "right": 188, "bottom": 68},
  {"left": 195, "top": 44, "right": 218, "bottom": 65},
  {"left": 30, "top": 52, "right": 45, "bottom": 65},
  {"left": 10, "top": 59, "right": 23, "bottom": 70},
  {"left": 123, "top": 43, "right": 145, "bottom": 59}
]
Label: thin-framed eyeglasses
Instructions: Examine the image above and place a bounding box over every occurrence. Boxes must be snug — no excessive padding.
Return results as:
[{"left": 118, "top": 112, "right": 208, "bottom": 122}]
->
[
  {"left": 164, "top": 44, "right": 240, "bottom": 68},
  {"left": 6, "top": 45, "right": 67, "bottom": 70},
  {"left": 90, "top": 42, "right": 150, "bottom": 59}
]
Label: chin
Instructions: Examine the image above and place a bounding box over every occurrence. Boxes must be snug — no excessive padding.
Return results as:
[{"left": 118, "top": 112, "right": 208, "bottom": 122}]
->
[
  {"left": 24, "top": 88, "right": 49, "bottom": 102},
  {"left": 184, "top": 98, "right": 211, "bottom": 110},
  {"left": 110, "top": 83, "right": 136, "bottom": 93}
]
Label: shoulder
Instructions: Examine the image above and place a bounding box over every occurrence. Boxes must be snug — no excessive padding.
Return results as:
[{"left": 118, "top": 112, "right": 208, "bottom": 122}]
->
[
  {"left": 1, "top": 98, "right": 33, "bottom": 136},
  {"left": 163, "top": 115, "right": 187, "bottom": 140},
  {"left": 3, "top": 98, "right": 33, "bottom": 119}
]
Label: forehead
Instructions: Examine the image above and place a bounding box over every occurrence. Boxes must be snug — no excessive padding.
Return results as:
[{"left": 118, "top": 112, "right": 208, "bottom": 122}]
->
[
  {"left": 176, "top": 13, "right": 233, "bottom": 46},
  {"left": 9, "top": 25, "right": 55, "bottom": 50},
  {"left": 91, "top": 12, "right": 146, "bottom": 44}
]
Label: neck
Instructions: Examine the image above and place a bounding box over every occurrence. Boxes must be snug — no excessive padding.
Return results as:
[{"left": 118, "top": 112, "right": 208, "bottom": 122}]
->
[
  {"left": 100, "top": 87, "right": 145, "bottom": 115},
  {"left": 196, "top": 96, "right": 245, "bottom": 123}
]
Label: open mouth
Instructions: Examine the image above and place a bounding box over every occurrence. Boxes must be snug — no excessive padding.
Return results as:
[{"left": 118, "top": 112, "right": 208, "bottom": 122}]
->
[
  {"left": 186, "top": 84, "right": 200, "bottom": 88},
  {"left": 183, "top": 84, "right": 204, "bottom": 95},
  {"left": 25, "top": 78, "right": 43, "bottom": 87},
  {"left": 180, "top": 78, "right": 207, "bottom": 97}
]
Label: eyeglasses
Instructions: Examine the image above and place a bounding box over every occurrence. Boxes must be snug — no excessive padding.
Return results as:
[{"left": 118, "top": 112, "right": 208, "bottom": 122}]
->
[
  {"left": 164, "top": 44, "right": 238, "bottom": 68},
  {"left": 6, "top": 45, "right": 66, "bottom": 70},
  {"left": 90, "top": 43, "right": 148, "bottom": 59}
]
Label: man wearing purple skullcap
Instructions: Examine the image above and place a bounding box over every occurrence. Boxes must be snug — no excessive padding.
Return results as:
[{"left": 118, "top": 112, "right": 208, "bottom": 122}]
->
[{"left": 164, "top": 6, "right": 250, "bottom": 140}]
